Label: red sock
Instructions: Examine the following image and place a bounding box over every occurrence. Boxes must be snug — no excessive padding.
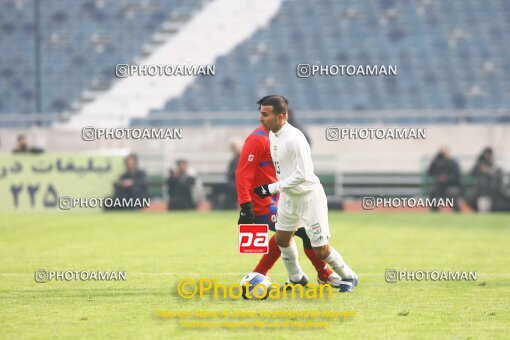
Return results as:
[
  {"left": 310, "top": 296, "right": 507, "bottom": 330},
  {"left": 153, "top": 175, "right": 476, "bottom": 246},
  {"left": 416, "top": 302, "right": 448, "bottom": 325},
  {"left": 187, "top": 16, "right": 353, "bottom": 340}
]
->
[
  {"left": 253, "top": 235, "right": 280, "bottom": 276},
  {"left": 304, "top": 248, "right": 333, "bottom": 281}
]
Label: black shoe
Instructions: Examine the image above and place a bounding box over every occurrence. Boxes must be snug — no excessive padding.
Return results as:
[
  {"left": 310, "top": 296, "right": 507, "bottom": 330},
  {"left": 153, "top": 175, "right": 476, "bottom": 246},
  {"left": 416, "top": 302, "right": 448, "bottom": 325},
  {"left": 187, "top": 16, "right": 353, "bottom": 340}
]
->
[{"left": 281, "top": 274, "right": 309, "bottom": 291}]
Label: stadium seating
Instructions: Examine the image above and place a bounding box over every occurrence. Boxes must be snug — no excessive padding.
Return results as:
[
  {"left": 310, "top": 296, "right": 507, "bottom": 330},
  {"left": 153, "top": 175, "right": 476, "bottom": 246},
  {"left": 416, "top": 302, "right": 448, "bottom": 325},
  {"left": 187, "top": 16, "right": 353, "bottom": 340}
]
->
[
  {"left": 0, "top": 0, "right": 207, "bottom": 115},
  {"left": 0, "top": 0, "right": 509, "bottom": 125},
  {"left": 148, "top": 0, "right": 509, "bottom": 118}
]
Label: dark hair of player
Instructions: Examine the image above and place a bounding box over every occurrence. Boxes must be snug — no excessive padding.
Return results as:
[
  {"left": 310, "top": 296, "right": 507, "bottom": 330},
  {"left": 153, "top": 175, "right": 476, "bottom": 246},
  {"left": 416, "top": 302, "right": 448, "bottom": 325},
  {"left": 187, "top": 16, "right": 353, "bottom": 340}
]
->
[{"left": 257, "top": 95, "right": 289, "bottom": 116}]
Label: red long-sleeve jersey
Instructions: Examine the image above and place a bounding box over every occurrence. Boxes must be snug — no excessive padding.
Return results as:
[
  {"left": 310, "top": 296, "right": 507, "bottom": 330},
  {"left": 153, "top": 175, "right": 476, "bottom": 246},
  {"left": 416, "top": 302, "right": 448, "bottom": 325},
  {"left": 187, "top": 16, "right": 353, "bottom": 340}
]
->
[{"left": 236, "top": 125, "right": 277, "bottom": 215}]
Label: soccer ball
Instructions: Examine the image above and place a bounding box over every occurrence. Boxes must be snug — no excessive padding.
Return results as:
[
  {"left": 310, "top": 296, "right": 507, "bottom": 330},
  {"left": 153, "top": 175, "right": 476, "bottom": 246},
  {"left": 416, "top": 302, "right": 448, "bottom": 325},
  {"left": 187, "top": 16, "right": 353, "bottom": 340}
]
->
[{"left": 240, "top": 272, "right": 272, "bottom": 300}]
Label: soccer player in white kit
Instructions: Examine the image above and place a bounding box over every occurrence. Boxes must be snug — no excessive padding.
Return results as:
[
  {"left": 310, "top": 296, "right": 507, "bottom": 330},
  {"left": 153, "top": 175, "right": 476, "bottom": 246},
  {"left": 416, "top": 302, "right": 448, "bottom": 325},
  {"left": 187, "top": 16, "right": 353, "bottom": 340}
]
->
[{"left": 253, "top": 95, "right": 358, "bottom": 292}]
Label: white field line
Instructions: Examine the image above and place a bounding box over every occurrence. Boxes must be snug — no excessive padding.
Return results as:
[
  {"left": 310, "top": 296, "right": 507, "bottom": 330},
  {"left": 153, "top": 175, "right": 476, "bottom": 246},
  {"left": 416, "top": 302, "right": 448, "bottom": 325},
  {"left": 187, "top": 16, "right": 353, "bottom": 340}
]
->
[{"left": 1, "top": 272, "right": 507, "bottom": 277}]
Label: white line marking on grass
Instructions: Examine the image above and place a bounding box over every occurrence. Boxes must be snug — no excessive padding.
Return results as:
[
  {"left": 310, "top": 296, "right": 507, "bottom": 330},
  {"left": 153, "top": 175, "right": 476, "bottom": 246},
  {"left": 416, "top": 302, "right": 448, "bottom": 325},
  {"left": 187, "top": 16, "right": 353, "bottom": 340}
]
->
[{"left": 2, "top": 273, "right": 509, "bottom": 277}]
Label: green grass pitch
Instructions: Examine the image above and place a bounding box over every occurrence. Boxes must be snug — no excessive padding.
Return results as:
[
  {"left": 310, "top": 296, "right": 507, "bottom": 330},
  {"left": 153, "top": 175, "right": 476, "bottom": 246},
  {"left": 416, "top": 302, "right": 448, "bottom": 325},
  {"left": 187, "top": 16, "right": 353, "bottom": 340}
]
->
[{"left": 1, "top": 212, "right": 509, "bottom": 339}]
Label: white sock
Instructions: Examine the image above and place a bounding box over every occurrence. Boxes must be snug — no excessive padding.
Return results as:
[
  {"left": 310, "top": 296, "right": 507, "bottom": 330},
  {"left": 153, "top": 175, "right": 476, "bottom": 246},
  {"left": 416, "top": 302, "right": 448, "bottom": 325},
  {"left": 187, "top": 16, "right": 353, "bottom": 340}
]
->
[
  {"left": 278, "top": 240, "right": 305, "bottom": 282},
  {"left": 324, "top": 248, "right": 356, "bottom": 280}
]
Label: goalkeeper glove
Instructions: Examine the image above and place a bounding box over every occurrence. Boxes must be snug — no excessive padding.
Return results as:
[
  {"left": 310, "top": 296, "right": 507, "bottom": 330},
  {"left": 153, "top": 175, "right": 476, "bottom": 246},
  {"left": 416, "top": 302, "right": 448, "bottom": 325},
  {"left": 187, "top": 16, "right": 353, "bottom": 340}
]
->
[
  {"left": 254, "top": 184, "right": 271, "bottom": 198},
  {"left": 238, "top": 202, "right": 255, "bottom": 224}
]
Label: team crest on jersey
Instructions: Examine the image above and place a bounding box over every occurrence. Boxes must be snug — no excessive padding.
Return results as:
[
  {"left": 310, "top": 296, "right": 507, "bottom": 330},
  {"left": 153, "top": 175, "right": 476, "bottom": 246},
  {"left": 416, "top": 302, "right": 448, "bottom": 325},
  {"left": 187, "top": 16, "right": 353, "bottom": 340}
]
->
[
  {"left": 312, "top": 223, "right": 321, "bottom": 234},
  {"left": 248, "top": 154, "right": 254, "bottom": 161}
]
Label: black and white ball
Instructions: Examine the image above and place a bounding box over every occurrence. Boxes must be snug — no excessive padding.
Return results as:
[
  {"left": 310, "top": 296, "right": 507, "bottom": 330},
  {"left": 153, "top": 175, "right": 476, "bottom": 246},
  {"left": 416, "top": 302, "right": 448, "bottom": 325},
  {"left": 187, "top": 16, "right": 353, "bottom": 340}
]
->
[{"left": 240, "top": 272, "right": 272, "bottom": 300}]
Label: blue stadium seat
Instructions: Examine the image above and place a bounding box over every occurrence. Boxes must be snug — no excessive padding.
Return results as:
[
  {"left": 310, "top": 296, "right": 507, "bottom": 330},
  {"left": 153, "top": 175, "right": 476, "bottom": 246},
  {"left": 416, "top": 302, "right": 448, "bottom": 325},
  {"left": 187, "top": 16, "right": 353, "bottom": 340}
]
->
[
  {"left": 0, "top": 0, "right": 208, "bottom": 116},
  {"left": 1, "top": 0, "right": 509, "bottom": 126},
  {"left": 135, "top": 0, "right": 509, "bottom": 125}
]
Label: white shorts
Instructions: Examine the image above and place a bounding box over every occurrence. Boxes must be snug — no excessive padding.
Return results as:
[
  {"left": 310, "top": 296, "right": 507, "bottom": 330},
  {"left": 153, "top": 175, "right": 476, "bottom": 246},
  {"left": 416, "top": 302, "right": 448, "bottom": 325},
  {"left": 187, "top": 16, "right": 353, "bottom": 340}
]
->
[{"left": 275, "top": 185, "right": 331, "bottom": 247}]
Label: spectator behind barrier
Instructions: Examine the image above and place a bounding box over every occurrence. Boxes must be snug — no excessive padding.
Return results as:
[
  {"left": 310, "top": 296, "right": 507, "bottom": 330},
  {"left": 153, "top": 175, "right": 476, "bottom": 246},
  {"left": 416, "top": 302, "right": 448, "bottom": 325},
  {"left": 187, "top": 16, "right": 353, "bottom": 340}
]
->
[
  {"left": 112, "top": 154, "right": 149, "bottom": 210},
  {"left": 427, "top": 147, "right": 462, "bottom": 212},
  {"left": 468, "top": 147, "right": 507, "bottom": 212},
  {"left": 225, "top": 138, "right": 242, "bottom": 209},
  {"left": 12, "top": 134, "right": 44, "bottom": 154},
  {"left": 167, "top": 159, "right": 204, "bottom": 210}
]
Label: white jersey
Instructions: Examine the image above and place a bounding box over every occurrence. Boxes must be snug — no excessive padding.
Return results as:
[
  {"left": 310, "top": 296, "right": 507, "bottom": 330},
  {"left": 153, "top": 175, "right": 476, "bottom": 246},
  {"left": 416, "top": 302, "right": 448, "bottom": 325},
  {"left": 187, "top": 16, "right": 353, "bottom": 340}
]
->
[{"left": 268, "top": 122, "right": 320, "bottom": 195}]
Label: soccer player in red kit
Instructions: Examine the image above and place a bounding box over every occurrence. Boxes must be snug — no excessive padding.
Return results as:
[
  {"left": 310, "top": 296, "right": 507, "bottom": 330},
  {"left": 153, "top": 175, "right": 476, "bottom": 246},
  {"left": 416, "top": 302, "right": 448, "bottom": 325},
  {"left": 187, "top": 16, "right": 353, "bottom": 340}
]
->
[{"left": 235, "top": 97, "right": 341, "bottom": 287}]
